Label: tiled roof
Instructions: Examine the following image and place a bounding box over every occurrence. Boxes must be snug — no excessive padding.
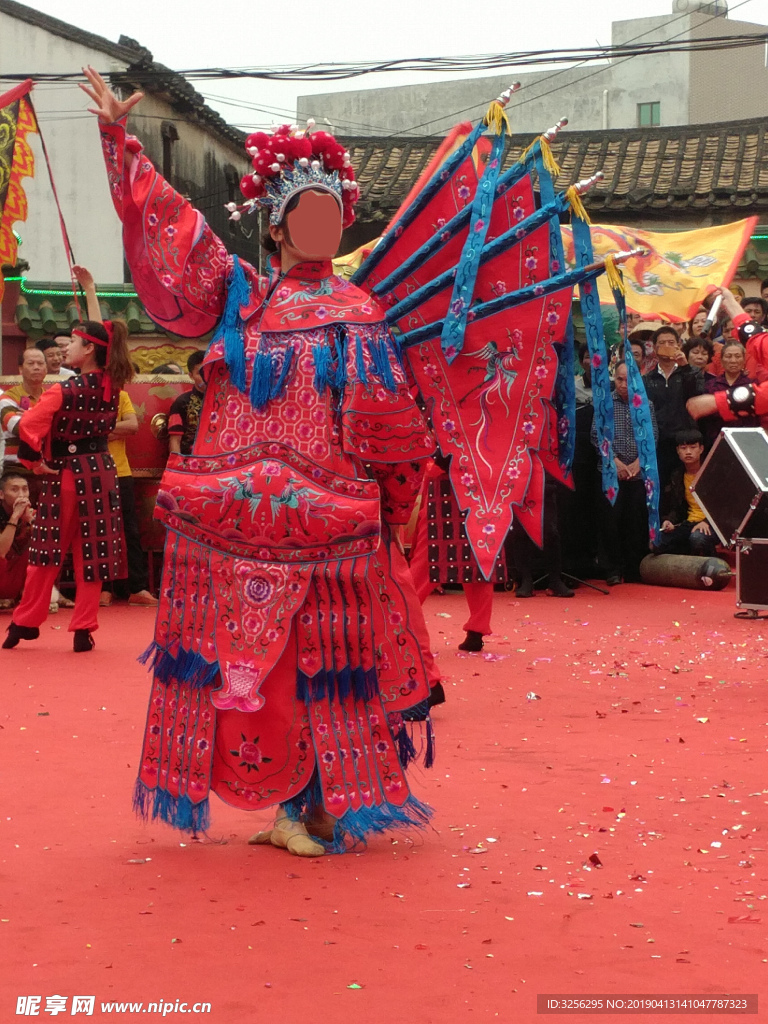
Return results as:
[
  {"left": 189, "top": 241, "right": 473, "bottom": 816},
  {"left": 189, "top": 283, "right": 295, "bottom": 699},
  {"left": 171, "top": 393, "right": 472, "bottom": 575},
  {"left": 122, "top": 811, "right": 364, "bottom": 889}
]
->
[
  {"left": 12, "top": 281, "right": 171, "bottom": 338},
  {"left": 0, "top": 0, "right": 244, "bottom": 151},
  {"left": 345, "top": 116, "right": 768, "bottom": 223}
]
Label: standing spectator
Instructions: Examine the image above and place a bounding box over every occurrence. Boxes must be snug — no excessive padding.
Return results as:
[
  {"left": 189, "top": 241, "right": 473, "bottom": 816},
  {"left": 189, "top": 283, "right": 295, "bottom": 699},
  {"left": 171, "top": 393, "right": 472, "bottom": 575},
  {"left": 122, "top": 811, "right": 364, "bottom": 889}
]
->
[
  {"left": 683, "top": 336, "right": 715, "bottom": 377},
  {"left": 761, "top": 278, "right": 768, "bottom": 303},
  {"left": 652, "top": 429, "right": 717, "bottom": 557},
  {"left": 574, "top": 343, "right": 592, "bottom": 408},
  {"left": 101, "top": 389, "right": 158, "bottom": 607},
  {"left": 642, "top": 326, "right": 705, "bottom": 488},
  {"left": 702, "top": 340, "right": 755, "bottom": 443},
  {"left": 53, "top": 329, "right": 74, "bottom": 368},
  {"left": 0, "top": 473, "right": 34, "bottom": 609},
  {"left": 152, "top": 362, "right": 183, "bottom": 375},
  {"left": 686, "top": 307, "right": 708, "bottom": 342},
  {"left": 591, "top": 361, "right": 658, "bottom": 585},
  {"left": 168, "top": 350, "right": 206, "bottom": 455},
  {"left": 36, "top": 338, "right": 76, "bottom": 377},
  {"left": 2, "top": 348, "right": 48, "bottom": 475},
  {"left": 741, "top": 296, "right": 768, "bottom": 326}
]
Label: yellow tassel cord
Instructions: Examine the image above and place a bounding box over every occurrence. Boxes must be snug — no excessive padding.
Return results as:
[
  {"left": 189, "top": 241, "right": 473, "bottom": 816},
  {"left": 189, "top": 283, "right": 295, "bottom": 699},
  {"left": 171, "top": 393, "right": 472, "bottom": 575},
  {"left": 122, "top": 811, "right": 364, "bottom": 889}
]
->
[
  {"left": 566, "top": 185, "right": 591, "bottom": 224},
  {"left": 484, "top": 100, "right": 511, "bottom": 137},
  {"left": 604, "top": 255, "right": 625, "bottom": 296},
  {"left": 518, "top": 135, "right": 562, "bottom": 178}
]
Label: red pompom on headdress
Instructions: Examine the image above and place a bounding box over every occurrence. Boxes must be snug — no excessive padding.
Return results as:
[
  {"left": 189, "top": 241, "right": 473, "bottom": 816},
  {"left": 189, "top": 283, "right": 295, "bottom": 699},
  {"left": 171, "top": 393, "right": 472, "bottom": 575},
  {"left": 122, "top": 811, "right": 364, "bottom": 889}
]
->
[{"left": 226, "top": 120, "right": 360, "bottom": 229}]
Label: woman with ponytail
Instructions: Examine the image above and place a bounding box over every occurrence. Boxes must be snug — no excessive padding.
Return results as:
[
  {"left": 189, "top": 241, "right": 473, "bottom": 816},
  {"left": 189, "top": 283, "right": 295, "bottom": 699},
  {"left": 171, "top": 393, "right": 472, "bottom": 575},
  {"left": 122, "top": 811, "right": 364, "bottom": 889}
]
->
[{"left": 2, "top": 316, "right": 132, "bottom": 653}]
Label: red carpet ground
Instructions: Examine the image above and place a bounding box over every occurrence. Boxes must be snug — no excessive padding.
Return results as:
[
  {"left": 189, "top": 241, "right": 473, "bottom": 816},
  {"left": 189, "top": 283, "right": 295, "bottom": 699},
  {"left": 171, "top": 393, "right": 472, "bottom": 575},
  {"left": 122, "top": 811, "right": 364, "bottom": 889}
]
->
[{"left": 2, "top": 583, "right": 766, "bottom": 1023}]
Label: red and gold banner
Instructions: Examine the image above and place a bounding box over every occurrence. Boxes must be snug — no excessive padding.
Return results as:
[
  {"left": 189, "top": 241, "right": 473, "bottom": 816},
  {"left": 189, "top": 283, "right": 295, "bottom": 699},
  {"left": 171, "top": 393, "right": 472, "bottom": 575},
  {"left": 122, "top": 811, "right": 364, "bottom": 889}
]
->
[
  {"left": 0, "top": 80, "right": 37, "bottom": 303},
  {"left": 562, "top": 218, "right": 757, "bottom": 323}
]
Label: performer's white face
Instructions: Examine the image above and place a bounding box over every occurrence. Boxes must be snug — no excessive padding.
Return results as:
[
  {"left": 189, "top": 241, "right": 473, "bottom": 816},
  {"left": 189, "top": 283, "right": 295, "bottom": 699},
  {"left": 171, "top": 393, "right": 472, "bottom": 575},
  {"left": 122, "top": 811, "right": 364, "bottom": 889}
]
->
[{"left": 271, "top": 189, "right": 343, "bottom": 262}]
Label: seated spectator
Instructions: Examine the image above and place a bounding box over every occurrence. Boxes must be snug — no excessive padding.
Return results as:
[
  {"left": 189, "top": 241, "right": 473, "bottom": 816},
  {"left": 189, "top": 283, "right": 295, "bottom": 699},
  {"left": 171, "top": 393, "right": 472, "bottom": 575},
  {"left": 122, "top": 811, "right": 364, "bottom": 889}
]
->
[
  {"left": 741, "top": 296, "right": 768, "bottom": 326},
  {"left": 591, "top": 361, "right": 658, "bottom": 585},
  {"left": 574, "top": 343, "right": 592, "bottom": 408},
  {"left": 168, "top": 351, "right": 206, "bottom": 455},
  {"left": 642, "top": 326, "right": 705, "bottom": 488},
  {"left": 36, "top": 337, "right": 77, "bottom": 377},
  {"left": 652, "top": 429, "right": 717, "bottom": 558},
  {"left": 683, "top": 335, "right": 715, "bottom": 378},
  {"left": 0, "top": 472, "right": 34, "bottom": 609},
  {"left": 152, "top": 362, "right": 183, "bottom": 374}
]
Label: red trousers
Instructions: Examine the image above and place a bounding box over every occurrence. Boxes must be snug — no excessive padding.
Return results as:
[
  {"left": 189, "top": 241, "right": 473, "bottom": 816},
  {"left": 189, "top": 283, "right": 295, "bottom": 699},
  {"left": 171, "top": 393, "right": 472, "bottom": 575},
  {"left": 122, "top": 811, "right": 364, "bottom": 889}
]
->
[
  {"left": 13, "top": 470, "right": 101, "bottom": 633},
  {"left": 463, "top": 581, "right": 494, "bottom": 635}
]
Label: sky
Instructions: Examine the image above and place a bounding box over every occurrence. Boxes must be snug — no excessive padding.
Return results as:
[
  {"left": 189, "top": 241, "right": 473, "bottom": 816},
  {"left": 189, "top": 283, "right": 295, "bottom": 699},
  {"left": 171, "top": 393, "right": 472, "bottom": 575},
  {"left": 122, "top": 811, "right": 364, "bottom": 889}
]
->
[{"left": 16, "top": 0, "right": 768, "bottom": 133}]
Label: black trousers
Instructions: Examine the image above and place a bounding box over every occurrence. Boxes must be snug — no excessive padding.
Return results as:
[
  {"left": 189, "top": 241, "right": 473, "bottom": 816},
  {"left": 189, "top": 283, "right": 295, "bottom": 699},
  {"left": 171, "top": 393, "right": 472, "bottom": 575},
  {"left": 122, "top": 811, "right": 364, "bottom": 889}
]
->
[
  {"left": 596, "top": 477, "right": 649, "bottom": 582},
  {"left": 653, "top": 521, "right": 717, "bottom": 558},
  {"left": 105, "top": 476, "right": 149, "bottom": 597}
]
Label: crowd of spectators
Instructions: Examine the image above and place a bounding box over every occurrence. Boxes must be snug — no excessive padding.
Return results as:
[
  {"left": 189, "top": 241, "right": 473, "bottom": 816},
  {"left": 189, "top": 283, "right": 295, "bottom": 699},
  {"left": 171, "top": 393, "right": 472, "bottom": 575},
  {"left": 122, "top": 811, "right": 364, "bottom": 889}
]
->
[
  {"left": 0, "top": 284, "right": 206, "bottom": 614},
  {"left": 559, "top": 285, "right": 768, "bottom": 586}
]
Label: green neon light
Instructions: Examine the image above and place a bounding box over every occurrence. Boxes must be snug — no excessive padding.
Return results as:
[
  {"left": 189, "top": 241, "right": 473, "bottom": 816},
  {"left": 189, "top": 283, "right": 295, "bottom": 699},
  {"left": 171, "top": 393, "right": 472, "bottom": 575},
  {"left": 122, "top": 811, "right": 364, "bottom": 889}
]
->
[{"left": 18, "top": 279, "right": 140, "bottom": 300}]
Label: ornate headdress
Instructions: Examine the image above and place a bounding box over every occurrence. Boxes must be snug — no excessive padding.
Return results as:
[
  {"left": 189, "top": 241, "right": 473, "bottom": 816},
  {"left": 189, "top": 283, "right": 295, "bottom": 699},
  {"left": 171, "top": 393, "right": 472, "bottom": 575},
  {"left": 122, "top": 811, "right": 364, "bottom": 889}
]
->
[{"left": 225, "top": 121, "right": 360, "bottom": 229}]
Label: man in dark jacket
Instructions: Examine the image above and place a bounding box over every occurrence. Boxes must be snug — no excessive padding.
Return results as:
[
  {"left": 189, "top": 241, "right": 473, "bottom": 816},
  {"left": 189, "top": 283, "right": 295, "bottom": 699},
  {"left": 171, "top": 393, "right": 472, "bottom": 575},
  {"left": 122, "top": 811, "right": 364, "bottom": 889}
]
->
[{"left": 643, "top": 326, "right": 706, "bottom": 488}]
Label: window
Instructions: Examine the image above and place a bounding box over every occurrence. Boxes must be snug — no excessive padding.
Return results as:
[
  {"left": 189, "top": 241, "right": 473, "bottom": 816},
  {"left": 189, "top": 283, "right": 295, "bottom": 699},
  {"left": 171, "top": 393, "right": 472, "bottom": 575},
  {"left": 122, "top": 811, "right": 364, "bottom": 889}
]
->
[
  {"left": 637, "top": 102, "right": 660, "bottom": 128},
  {"left": 161, "top": 122, "right": 179, "bottom": 181}
]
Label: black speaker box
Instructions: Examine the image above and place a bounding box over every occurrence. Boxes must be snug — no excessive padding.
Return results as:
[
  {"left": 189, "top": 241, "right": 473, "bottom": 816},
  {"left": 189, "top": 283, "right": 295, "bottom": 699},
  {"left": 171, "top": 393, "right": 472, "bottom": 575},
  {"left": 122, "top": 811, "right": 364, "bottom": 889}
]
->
[
  {"left": 692, "top": 428, "right": 768, "bottom": 545},
  {"left": 736, "top": 540, "right": 768, "bottom": 611}
]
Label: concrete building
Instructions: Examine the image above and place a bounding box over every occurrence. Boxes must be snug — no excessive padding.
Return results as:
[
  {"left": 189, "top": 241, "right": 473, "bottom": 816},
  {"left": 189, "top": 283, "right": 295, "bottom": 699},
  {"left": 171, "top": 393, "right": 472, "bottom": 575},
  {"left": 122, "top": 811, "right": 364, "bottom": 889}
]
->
[
  {"left": 297, "top": 1, "right": 768, "bottom": 137},
  {"left": 0, "top": 0, "right": 254, "bottom": 284}
]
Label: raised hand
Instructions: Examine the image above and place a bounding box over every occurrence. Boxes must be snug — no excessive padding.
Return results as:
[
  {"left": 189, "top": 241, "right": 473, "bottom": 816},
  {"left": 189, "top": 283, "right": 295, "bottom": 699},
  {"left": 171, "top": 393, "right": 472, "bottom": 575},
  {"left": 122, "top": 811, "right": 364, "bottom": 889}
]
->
[
  {"left": 79, "top": 65, "right": 143, "bottom": 123},
  {"left": 71, "top": 265, "right": 94, "bottom": 289}
]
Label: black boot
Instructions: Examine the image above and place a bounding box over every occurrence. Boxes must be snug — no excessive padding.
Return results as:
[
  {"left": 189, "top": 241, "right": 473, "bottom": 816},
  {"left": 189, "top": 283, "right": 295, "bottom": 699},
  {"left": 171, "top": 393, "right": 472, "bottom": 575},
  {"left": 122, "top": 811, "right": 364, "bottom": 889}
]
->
[
  {"left": 515, "top": 577, "right": 534, "bottom": 598},
  {"left": 458, "top": 630, "right": 484, "bottom": 652},
  {"left": 547, "top": 576, "right": 574, "bottom": 597},
  {"left": 428, "top": 681, "right": 446, "bottom": 707},
  {"left": 73, "top": 629, "right": 95, "bottom": 653},
  {"left": 2, "top": 623, "right": 40, "bottom": 649}
]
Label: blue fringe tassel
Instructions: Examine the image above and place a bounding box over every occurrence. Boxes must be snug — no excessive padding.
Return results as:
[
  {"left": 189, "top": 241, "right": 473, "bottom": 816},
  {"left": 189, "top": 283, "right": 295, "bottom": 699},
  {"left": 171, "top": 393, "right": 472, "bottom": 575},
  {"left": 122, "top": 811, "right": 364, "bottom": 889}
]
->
[
  {"left": 249, "top": 350, "right": 276, "bottom": 410},
  {"left": 324, "top": 795, "right": 434, "bottom": 853},
  {"left": 354, "top": 333, "right": 368, "bottom": 386},
  {"left": 283, "top": 775, "right": 433, "bottom": 853},
  {"left": 296, "top": 665, "right": 378, "bottom": 705},
  {"left": 333, "top": 328, "right": 347, "bottom": 390},
  {"left": 395, "top": 723, "right": 418, "bottom": 768},
  {"left": 212, "top": 256, "right": 250, "bottom": 394},
  {"left": 312, "top": 342, "right": 333, "bottom": 394},
  {"left": 133, "top": 778, "right": 210, "bottom": 834},
  {"left": 272, "top": 345, "right": 294, "bottom": 397},
  {"left": 366, "top": 335, "right": 397, "bottom": 391},
  {"left": 425, "top": 718, "right": 435, "bottom": 770},
  {"left": 138, "top": 640, "right": 219, "bottom": 689}
]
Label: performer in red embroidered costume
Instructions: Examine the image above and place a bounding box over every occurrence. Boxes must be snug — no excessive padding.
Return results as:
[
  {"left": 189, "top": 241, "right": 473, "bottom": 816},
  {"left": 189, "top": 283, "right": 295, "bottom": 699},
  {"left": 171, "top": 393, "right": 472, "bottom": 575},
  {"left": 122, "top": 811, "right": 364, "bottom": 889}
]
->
[
  {"left": 2, "top": 320, "right": 132, "bottom": 652},
  {"left": 81, "top": 69, "right": 436, "bottom": 855}
]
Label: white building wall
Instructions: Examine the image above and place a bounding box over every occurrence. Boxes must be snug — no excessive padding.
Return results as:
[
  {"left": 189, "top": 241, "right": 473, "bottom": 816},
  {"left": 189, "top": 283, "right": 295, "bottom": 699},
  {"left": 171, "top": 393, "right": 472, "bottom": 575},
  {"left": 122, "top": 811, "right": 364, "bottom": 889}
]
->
[{"left": 0, "top": 12, "right": 126, "bottom": 281}]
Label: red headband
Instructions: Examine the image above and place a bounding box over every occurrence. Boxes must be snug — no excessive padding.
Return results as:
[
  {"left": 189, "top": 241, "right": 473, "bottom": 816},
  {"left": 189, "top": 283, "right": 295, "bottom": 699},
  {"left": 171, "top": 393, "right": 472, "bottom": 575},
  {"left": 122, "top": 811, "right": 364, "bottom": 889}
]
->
[
  {"left": 73, "top": 320, "right": 113, "bottom": 348},
  {"left": 73, "top": 321, "right": 116, "bottom": 401}
]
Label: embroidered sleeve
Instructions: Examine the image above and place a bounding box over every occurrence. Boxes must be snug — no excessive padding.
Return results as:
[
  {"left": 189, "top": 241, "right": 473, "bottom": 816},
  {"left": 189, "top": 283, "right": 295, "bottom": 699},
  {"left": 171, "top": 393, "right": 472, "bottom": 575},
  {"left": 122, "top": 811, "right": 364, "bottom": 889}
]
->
[
  {"left": 16, "top": 386, "right": 63, "bottom": 465},
  {"left": 99, "top": 118, "right": 235, "bottom": 338},
  {"left": 340, "top": 325, "right": 435, "bottom": 466}
]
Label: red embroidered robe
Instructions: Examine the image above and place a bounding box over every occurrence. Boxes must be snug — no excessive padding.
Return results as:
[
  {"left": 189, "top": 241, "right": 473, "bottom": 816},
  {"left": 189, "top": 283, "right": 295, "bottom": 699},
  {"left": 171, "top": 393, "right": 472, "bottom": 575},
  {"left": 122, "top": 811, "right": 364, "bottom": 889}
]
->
[{"left": 100, "top": 118, "right": 436, "bottom": 840}]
